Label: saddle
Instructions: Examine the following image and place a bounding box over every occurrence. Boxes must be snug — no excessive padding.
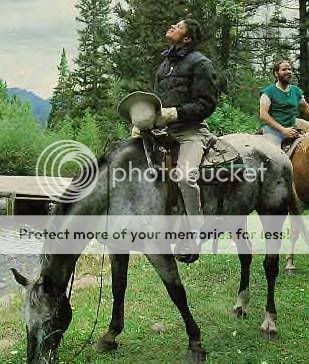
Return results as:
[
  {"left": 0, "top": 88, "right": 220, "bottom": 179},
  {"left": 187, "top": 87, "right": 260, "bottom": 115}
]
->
[
  {"left": 281, "top": 130, "right": 308, "bottom": 158},
  {"left": 141, "top": 129, "right": 245, "bottom": 185}
]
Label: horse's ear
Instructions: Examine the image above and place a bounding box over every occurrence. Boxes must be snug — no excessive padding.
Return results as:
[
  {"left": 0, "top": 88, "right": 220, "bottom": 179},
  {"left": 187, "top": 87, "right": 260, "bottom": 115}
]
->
[{"left": 11, "top": 268, "right": 30, "bottom": 287}]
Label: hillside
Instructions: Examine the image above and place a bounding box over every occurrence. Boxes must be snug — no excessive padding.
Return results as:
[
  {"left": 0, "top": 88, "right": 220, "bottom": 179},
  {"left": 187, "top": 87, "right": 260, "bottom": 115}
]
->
[{"left": 7, "top": 88, "right": 51, "bottom": 126}]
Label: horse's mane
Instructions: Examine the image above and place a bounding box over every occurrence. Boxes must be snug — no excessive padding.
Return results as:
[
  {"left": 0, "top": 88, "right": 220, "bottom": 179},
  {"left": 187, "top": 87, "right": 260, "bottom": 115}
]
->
[
  {"left": 55, "top": 138, "right": 142, "bottom": 215},
  {"left": 298, "top": 134, "right": 309, "bottom": 152},
  {"left": 103, "top": 137, "right": 142, "bottom": 163}
]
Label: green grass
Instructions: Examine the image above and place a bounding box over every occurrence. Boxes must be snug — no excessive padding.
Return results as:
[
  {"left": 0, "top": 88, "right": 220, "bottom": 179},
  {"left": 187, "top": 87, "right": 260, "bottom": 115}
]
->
[{"left": 0, "top": 255, "right": 308, "bottom": 363}]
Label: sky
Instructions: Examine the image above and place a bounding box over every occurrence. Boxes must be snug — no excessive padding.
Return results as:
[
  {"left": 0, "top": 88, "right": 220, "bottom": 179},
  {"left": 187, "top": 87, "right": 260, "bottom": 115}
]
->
[{"left": 1, "top": 0, "right": 78, "bottom": 99}]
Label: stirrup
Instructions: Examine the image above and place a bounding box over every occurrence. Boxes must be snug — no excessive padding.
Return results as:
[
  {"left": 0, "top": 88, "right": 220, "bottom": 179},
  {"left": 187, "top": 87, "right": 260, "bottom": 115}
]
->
[{"left": 174, "top": 230, "right": 202, "bottom": 264}]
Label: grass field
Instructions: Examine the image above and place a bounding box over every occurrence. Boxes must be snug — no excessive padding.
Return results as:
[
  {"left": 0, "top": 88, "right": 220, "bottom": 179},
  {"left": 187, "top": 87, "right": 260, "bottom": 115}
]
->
[{"left": 0, "top": 254, "right": 308, "bottom": 363}]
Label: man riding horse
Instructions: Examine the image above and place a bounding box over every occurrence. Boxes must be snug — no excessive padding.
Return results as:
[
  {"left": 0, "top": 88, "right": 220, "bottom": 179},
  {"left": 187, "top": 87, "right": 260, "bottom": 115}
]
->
[
  {"left": 13, "top": 32, "right": 309, "bottom": 364},
  {"left": 260, "top": 59, "right": 309, "bottom": 271},
  {"left": 129, "top": 18, "right": 218, "bottom": 263},
  {"left": 260, "top": 59, "right": 309, "bottom": 145}
]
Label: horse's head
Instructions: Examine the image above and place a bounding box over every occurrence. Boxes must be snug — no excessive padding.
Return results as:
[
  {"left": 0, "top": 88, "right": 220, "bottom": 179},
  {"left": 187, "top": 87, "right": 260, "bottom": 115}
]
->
[{"left": 12, "top": 269, "right": 72, "bottom": 363}]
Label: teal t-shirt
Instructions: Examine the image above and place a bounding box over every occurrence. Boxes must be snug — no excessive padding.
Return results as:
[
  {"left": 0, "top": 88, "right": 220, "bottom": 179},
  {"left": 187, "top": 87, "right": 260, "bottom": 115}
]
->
[{"left": 261, "top": 83, "right": 303, "bottom": 127}]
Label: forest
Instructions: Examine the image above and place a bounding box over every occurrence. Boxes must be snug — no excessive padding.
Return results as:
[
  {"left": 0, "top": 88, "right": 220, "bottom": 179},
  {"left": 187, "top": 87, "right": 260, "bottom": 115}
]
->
[{"left": 0, "top": 0, "right": 308, "bottom": 176}]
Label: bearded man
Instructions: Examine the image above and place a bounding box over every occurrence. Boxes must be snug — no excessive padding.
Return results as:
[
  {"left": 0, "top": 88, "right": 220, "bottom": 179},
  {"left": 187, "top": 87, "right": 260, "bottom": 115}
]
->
[{"left": 260, "top": 59, "right": 309, "bottom": 145}]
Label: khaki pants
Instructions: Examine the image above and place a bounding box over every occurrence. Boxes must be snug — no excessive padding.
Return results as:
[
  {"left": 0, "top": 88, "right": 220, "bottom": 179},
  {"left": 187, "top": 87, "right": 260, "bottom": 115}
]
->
[
  {"left": 131, "top": 125, "right": 215, "bottom": 229},
  {"left": 169, "top": 127, "right": 214, "bottom": 230},
  {"left": 262, "top": 118, "right": 309, "bottom": 146}
]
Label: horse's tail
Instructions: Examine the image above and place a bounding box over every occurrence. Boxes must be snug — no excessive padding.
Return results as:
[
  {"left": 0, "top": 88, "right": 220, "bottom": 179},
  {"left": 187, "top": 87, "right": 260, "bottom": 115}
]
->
[{"left": 289, "top": 182, "right": 309, "bottom": 245}]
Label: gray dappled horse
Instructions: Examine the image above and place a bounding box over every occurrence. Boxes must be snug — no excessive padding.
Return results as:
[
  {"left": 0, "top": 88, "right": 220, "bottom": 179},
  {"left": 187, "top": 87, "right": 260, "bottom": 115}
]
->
[{"left": 13, "top": 133, "right": 304, "bottom": 363}]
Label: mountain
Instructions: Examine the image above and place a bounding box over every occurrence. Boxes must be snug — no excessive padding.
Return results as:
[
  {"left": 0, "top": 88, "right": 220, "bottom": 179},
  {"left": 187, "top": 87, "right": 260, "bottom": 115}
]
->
[{"left": 7, "top": 88, "right": 51, "bottom": 127}]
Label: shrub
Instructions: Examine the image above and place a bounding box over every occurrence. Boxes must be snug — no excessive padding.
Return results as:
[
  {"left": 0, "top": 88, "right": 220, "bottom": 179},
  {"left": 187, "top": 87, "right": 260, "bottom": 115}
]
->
[
  {"left": 0, "top": 93, "right": 53, "bottom": 175},
  {"left": 0, "top": 85, "right": 126, "bottom": 176},
  {"left": 207, "top": 97, "right": 260, "bottom": 136}
]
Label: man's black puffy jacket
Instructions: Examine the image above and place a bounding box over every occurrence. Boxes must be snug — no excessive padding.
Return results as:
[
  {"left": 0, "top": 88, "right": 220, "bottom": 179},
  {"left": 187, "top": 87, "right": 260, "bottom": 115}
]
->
[{"left": 154, "top": 46, "right": 218, "bottom": 131}]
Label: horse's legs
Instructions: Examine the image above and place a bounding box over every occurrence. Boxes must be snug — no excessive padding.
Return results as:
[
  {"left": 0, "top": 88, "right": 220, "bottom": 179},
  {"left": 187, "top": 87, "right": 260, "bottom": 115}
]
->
[
  {"left": 285, "top": 214, "right": 303, "bottom": 272},
  {"left": 95, "top": 254, "right": 129, "bottom": 352},
  {"left": 261, "top": 254, "right": 279, "bottom": 336},
  {"left": 285, "top": 252, "right": 296, "bottom": 272},
  {"left": 233, "top": 254, "right": 252, "bottom": 318},
  {"left": 232, "top": 220, "right": 252, "bottom": 318},
  {"left": 260, "top": 215, "right": 284, "bottom": 336},
  {"left": 146, "top": 254, "right": 206, "bottom": 362},
  {"left": 285, "top": 181, "right": 304, "bottom": 272}
]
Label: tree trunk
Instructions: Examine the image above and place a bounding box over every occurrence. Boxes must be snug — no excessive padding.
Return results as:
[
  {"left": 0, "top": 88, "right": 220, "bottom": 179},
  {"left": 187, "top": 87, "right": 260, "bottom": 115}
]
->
[
  {"left": 219, "top": 16, "right": 232, "bottom": 94},
  {"left": 299, "top": 0, "right": 309, "bottom": 99}
]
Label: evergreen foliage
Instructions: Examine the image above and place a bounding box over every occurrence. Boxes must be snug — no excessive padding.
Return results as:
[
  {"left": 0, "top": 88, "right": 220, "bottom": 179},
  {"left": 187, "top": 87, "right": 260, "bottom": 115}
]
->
[
  {"left": 74, "top": 0, "right": 112, "bottom": 115},
  {"left": 112, "top": 0, "right": 189, "bottom": 91},
  {"left": 0, "top": 84, "right": 103, "bottom": 175},
  {"left": 0, "top": 84, "right": 54, "bottom": 175},
  {"left": 208, "top": 96, "right": 260, "bottom": 135},
  {"left": 49, "top": 48, "right": 75, "bottom": 128},
  {"left": 3, "top": 1, "right": 309, "bottom": 176}
]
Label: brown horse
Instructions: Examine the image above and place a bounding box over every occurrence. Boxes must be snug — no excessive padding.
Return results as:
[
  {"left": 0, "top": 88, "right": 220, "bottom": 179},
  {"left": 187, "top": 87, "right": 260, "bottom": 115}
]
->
[
  {"left": 286, "top": 134, "right": 309, "bottom": 270},
  {"left": 292, "top": 135, "right": 309, "bottom": 205}
]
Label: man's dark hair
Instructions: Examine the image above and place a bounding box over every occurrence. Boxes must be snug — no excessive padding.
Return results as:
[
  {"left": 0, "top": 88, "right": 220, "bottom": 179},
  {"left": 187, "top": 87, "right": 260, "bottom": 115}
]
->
[
  {"left": 272, "top": 59, "right": 292, "bottom": 77},
  {"left": 183, "top": 18, "right": 202, "bottom": 48}
]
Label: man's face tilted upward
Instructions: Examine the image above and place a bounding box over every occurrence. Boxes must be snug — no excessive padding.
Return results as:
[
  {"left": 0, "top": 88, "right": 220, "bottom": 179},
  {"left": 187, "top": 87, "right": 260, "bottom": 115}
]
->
[{"left": 166, "top": 20, "right": 190, "bottom": 47}]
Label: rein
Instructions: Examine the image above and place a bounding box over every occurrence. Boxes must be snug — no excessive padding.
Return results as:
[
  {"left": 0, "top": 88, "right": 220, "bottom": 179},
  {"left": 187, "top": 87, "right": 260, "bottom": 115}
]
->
[
  {"left": 67, "top": 252, "right": 106, "bottom": 363},
  {"left": 67, "top": 265, "right": 75, "bottom": 301},
  {"left": 65, "top": 143, "right": 111, "bottom": 363}
]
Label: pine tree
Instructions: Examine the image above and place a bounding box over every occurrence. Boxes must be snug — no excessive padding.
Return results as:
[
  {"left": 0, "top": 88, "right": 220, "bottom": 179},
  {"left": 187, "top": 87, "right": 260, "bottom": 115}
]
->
[
  {"left": 112, "top": 0, "right": 189, "bottom": 91},
  {"left": 251, "top": 4, "right": 291, "bottom": 76},
  {"left": 74, "top": 0, "right": 112, "bottom": 115},
  {"left": 299, "top": 0, "right": 309, "bottom": 98},
  {"left": 112, "top": 0, "right": 251, "bottom": 93},
  {"left": 49, "top": 48, "right": 75, "bottom": 128}
]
